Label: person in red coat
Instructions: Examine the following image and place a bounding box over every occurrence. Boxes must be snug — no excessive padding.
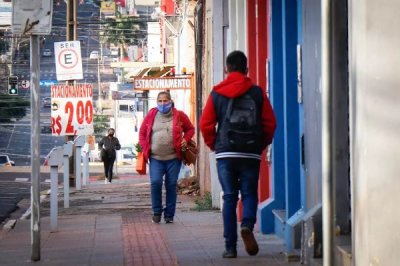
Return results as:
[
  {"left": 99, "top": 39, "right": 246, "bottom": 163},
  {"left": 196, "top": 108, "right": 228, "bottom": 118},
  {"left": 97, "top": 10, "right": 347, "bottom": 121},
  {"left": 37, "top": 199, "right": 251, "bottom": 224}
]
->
[
  {"left": 139, "top": 91, "right": 195, "bottom": 224},
  {"left": 200, "top": 51, "right": 277, "bottom": 258}
]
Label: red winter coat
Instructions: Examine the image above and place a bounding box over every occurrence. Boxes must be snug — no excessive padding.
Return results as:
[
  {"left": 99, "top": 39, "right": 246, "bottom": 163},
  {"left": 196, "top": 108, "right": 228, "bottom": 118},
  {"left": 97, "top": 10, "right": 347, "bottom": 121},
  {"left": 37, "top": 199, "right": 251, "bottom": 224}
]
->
[
  {"left": 139, "top": 108, "right": 195, "bottom": 162},
  {"left": 200, "top": 72, "right": 277, "bottom": 151}
]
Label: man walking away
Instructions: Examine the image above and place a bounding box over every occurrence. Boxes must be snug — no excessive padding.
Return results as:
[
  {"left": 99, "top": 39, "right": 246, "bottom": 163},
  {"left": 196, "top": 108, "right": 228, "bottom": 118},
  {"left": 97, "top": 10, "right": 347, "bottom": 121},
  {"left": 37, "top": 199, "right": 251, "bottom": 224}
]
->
[{"left": 200, "top": 50, "right": 277, "bottom": 258}]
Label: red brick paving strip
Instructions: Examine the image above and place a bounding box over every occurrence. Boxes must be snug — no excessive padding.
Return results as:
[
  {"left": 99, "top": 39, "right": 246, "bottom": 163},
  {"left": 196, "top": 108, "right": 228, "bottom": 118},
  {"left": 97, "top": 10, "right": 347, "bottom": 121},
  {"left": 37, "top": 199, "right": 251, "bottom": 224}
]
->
[{"left": 122, "top": 211, "right": 178, "bottom": 266}]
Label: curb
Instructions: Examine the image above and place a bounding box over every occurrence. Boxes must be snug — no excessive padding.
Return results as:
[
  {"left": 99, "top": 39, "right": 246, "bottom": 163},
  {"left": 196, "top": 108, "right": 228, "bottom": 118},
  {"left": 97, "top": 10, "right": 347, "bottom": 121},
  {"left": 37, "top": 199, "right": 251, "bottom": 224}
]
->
[
  {"left": 2, "top": 219, "right": 16, "bottom": 232},
  {"left": 20, "top": 192, "right": 49, "bottom": 221},
  {"left": 2, "top": 189, "right": 50, "bottom": 231}
]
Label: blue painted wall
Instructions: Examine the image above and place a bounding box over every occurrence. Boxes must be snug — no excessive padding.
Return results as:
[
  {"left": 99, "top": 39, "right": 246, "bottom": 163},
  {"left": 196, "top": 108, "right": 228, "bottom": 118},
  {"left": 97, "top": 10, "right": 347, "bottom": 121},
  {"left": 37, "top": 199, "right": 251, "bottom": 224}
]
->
[
  {"left": 282, "top": 0, "right": 301, "bottom": 219},
  {"left": 258, "top": 0, "right": 286, "bottom": 234}
]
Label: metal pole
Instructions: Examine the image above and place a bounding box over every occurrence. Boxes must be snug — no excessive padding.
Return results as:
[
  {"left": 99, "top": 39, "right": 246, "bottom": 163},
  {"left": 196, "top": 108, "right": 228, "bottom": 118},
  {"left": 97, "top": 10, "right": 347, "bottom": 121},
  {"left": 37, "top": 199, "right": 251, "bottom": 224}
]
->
[
  {"left": 76, "top": 146, "right": 82, "bottom": 190},
  {"left": 86, "top": 154, "right": 89, "bottom": 182},
  {"left": 82, "top": 151, "right": 88, "bottom": 186},
  {"left": 30, "top": 35, "right": 41, "bottom": 261},
  {"left": 322, "top": 0, "right": 334, "bottom": 265},
  {"left": 115, "top": 101, "right": 118, "bottom": 176},
  {"left": 50, "top": 166, "right": 58, "bottom": 231},
  {"left": 63, "top": 155, "right": 70, "bottom": 208},
  {"left": 67, "top": 0, "right": 77, "bottom": 186},
  {"left": 97, "top": 57, "right": 102, "bottom": 110}
]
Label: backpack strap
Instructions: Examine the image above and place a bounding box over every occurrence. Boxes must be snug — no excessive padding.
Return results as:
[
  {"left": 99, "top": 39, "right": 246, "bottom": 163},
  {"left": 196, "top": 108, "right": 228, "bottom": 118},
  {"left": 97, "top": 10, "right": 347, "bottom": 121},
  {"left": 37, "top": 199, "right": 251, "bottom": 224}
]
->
[{"left": 224, "top": 98, "right": 234, "bottom": 121}]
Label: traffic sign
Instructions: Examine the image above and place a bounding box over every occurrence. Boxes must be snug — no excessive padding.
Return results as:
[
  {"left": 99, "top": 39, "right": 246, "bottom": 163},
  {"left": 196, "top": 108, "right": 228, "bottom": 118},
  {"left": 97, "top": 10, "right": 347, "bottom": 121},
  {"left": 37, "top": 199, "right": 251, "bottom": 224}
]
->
[
  {"left": 54, "top": 41, "right": 83, "bottom": 81},
  {"left": 21, "top": 80, "right": 30, "bottom": 89},
  {"left": 12, "top": 0, "right": 52, "bottom": 35}
]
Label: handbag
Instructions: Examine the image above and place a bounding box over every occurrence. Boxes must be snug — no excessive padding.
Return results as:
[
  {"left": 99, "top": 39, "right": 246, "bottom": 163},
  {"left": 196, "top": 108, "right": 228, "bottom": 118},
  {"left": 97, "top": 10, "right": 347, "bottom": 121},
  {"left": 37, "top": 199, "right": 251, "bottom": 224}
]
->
[
  {"left": 136, "top": 151, "right": 147, "bottom": 175},
  {"left": 181, "top": 139, "right": 198, "bottom": 166},
  {"left": 177, "top": 112, "right": 198, "bottom": 165}
]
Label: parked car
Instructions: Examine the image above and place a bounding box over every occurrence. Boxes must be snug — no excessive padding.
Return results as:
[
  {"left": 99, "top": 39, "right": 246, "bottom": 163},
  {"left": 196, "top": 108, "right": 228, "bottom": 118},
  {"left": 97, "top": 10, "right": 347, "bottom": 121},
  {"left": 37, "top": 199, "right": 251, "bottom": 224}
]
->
[
  {"left": 41, "top": 125, "right": 52, "bottom": 134},
  {"left": 42, "top": 49, "right": 52, "bottom": 57},
  {"left": 43, "top": 97, "right": 51, "bottom": 108},
  {"left": 0, "top": 155, "right": 15, "bottom": 167},
  {"left": 110, "top": 48, "right": 119, "bottom": 56},
  {"left": 89, "top": 50, "right": 99, "bottom": 60}
]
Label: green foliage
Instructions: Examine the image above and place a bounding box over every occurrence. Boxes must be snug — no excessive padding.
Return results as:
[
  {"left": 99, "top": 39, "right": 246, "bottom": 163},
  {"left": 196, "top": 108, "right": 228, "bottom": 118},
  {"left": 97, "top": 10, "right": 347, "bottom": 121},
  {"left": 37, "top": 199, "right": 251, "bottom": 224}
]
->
[
  {"left": 193, "top": 192, "right": 216, "bottom": 211},
  {"left": 100, "top": 16, "right": 147, "bottom": 47},
  {"left": 0, "top": 39, "right": 9, "bottom": 54},
  {"left": 0, "top": 93, "right": 29, "bottom": 122},
  {"left": 93, "top": 114, "right": 110, "bottom": 139},
  {"left": 134, "top": 142, "right": 142, "bottom": 153}
]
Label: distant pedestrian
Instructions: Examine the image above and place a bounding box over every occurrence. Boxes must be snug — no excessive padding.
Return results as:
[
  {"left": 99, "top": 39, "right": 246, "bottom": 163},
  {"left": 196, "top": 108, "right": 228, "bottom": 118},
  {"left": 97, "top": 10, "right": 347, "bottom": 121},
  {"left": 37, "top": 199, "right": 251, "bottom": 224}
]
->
[
  {"left": 200, "top": 51, "right": 277, "bottom": 258},
  {"left": 98, "top": 128, "right": 121, "bottom": 184},
  {"left": 139, "top": 91, "right": 195, "bottom": 224}
]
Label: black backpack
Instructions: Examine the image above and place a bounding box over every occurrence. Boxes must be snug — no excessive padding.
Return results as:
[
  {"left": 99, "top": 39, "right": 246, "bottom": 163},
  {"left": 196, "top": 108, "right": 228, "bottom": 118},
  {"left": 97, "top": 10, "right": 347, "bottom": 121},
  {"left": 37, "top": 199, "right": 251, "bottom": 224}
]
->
[{"left": 224, "top": 91, "right": 263, "bottom": 151}]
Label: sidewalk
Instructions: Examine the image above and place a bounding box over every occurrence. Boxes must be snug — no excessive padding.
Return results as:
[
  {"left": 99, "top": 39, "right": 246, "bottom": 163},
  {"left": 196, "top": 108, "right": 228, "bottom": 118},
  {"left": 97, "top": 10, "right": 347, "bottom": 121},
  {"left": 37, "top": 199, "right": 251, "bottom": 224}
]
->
[{"left": 0, "top": 171, "right": 300, "bottom": 266}]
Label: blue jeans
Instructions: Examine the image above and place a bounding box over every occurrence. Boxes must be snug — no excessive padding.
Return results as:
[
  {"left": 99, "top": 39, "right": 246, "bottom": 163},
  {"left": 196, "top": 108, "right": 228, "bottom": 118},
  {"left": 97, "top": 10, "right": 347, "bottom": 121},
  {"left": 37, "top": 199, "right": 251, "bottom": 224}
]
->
[
  {"left": 216, "top": 158, "right": 260, "bottom": 250},
  {"left": 149, "top": 158, "right": 181, "bottom": 218}
]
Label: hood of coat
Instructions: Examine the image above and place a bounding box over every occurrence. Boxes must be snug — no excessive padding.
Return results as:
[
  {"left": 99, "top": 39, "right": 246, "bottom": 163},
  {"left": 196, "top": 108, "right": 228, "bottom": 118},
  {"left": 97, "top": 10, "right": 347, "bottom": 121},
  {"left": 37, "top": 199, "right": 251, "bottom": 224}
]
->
[{"left": 213, "top": 72, "right": 253, "bottom": 98}]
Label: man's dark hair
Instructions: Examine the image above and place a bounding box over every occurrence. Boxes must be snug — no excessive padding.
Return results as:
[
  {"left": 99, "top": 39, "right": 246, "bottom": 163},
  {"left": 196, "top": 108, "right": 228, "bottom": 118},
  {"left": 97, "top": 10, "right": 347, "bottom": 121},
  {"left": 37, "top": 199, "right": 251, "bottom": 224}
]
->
[{"left": 226, "top": 50, "right": 247, "bottom": 74}]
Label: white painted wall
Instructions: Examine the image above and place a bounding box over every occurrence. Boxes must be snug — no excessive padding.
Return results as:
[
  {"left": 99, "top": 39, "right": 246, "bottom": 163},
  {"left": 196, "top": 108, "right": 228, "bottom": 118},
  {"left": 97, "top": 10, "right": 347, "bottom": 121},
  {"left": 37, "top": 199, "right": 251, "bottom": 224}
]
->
[
  {"left": 226, "top": 0, "right": 247, "bottom": 54},
  {"left": 350, "top": 1, "right": 400, "bottom": 264},
  {"left": 134, "top": 0, "right": 158, "bottom": 6},
  {"left": 173, "top": 15, "right": 195, "bottom": 75},
  {"left": 206, "top": 0, "right": 226, "bottom": 209},
  {"left": 207, "top": 0, "right": 248, "bottom": 208},
  {"left": 147, "top": 22, "right": 163, "bottom": 63}
]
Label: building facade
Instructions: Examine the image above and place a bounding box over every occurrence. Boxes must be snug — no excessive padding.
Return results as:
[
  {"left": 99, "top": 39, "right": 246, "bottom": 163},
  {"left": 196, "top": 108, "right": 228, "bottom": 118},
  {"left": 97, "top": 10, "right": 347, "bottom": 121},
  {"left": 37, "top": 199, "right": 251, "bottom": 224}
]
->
[{"left": 198, "top": 0, "right": 400, "bottom": 264}]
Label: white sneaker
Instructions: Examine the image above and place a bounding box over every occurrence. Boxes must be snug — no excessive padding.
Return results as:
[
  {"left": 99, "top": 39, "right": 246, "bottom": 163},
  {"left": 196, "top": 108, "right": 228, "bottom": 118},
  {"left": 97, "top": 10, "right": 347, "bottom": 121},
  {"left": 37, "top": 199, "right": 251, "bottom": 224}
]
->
[{"left": 104, "top": 178, "right": 108, "bottom": 184}]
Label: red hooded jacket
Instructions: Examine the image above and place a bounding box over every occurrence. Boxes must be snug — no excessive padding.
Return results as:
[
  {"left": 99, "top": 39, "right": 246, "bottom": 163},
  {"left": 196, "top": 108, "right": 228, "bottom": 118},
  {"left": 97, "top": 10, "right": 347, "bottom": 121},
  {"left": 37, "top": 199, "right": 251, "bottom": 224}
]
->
[
  {"left": 199, "top": 72, "right": 276, "bottom": 152},
  {"left": 139, "top": 108, "right": 195, "bottom": 162}
]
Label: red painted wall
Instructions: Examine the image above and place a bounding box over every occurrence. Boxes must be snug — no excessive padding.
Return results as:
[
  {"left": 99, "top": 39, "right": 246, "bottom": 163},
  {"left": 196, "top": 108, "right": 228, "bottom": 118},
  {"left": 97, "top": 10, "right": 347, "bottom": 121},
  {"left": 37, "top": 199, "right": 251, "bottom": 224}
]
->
[
  {"left": 161, "top": 0, "right": 175, "bottom": 15},
  {"left": 238, "top": 0, "right": 271, "bottom": 223},
  {"left": 247, "top": 0, "right": 257, "bottom": 82},
  {"left": 247, "top": 0, "right": 271, "bottom": 203}
]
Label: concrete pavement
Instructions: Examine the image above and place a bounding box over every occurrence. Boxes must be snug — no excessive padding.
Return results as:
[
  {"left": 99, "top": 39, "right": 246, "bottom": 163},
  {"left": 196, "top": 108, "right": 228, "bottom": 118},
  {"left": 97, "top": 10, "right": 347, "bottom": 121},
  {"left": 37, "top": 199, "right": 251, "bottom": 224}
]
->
[{"left": 0, "top": 167, "right": 300, "bottom": 266}]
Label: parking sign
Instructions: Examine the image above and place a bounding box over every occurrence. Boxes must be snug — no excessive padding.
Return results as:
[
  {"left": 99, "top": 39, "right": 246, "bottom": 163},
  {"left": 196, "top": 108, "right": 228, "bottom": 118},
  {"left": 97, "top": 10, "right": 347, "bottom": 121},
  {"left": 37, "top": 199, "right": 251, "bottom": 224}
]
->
[{"left": 54, "top": 41, "right": 83, "bottom": 81}]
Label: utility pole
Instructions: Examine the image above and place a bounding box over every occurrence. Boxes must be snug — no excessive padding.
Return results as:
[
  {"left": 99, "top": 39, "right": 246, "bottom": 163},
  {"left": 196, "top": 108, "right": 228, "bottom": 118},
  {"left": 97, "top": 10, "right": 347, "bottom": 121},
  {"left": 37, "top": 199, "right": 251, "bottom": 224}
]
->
[
  {"left": 30, "top": 34, "right": 41, "bottom": 262},
  {"left": 322, "top": 0, "right": 335, "bottom": 265},
  {"left": 66, "top": 0, "right": 77, "bottom": 43},
  {"left": 11, "top": 0, "right": 52, "bottom": 261},
  {"left": 97, "top": 56, "right": 102, "bottom": 110},
  {"left": 66, "top": 0, "right": 77, "bottom": 186}
]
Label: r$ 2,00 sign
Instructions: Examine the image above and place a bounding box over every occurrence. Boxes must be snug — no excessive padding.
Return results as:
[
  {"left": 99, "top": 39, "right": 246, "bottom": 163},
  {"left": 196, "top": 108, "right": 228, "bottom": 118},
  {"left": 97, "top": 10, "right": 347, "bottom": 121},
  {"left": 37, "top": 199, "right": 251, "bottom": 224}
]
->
[{"left": 50, "top": 84, "right": 94, "bottom": 136}]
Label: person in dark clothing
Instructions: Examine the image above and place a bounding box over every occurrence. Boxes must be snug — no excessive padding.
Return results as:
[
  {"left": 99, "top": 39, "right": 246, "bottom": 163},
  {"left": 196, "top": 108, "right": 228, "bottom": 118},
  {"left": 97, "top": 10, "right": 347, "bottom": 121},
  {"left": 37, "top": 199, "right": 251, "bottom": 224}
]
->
[
  {"left": 98, "top": 128, "right": 121, "bottom": 184},
  {"left": 200, "top": 51, "right": 277, "bottom": 258}
]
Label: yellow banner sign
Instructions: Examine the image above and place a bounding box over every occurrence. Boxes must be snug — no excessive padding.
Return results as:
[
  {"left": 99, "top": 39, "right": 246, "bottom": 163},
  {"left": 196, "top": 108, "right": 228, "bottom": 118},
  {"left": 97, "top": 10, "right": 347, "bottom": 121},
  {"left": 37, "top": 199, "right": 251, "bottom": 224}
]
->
[{"left": 101, "top": 1, "right": 116, "bottom": 15}]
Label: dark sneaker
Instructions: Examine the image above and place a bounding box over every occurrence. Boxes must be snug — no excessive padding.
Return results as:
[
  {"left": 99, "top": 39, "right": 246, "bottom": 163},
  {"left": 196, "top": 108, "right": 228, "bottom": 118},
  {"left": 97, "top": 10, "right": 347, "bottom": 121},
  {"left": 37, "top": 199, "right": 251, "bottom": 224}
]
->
[
  {"left": 164, "top": 217, "right": 174, "bottom": 223},
  {"left": 222, "top": 249, "right": 237, "bottom": 258},
  {"left": 240, "top": 227, "right": 259, "bottom": 256},
  {"left": 152, "top": 214, "right": 161, "bottom": 224}
]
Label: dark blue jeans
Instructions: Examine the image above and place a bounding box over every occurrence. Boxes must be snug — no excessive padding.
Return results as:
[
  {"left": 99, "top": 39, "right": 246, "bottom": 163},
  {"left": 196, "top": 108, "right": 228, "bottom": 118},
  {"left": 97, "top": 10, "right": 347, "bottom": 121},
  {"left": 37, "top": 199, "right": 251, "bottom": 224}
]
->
[
  {"left": 216, "top": 158, "right": 260, "bottom": 250},
  {"left": 149, "top": 158, "right": 181, "bottom": 218}
]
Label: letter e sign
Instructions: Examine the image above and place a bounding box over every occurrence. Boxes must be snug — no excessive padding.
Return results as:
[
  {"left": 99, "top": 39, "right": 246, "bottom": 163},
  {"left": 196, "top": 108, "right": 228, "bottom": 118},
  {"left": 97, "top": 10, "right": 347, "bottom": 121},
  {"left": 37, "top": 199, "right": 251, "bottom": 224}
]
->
[{"left": 54, "top": 41, "right": 83, "bottom": 81}]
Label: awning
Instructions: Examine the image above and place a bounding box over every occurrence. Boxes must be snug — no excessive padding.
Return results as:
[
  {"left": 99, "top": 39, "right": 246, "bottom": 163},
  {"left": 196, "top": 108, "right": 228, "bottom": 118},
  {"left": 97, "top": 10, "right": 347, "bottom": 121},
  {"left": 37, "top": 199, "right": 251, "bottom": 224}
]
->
[
  {"left": 110, "top": 62, "right": 174, "bottom": 69},
  {"left": 110, "top": 62, "right": 175, "bottom": 80}
]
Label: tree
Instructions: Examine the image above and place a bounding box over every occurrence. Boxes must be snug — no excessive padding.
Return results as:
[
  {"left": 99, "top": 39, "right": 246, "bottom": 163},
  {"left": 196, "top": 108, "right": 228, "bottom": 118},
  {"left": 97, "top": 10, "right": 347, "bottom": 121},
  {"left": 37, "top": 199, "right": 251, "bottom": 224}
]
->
[
  {"left": 93, "top": 114, "right": 110, "bottom": 140},
  {"left": 0, "top": 39, "right": 9, "bottom": 54},
  {"left": 0, "top": 93, "right": 30, "bottom": 122},
  {"left": 100, "top": 12, "right": 148, "bottom": 56}
]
